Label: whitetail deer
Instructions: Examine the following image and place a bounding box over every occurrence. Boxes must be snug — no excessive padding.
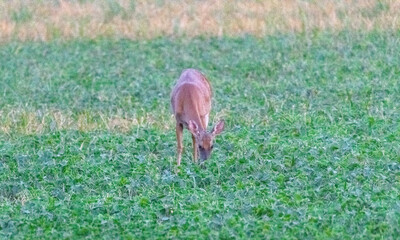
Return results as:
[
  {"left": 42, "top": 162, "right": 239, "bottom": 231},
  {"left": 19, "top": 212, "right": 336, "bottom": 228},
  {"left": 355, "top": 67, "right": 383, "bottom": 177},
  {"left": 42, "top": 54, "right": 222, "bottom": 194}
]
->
[{"left": 171, "top": 69, "right": 225, "bottom": 165}]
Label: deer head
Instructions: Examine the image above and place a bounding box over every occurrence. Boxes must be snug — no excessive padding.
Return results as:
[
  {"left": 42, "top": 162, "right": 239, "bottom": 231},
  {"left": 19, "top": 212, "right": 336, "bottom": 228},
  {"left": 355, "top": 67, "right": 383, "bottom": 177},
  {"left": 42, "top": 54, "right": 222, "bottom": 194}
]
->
[{"left": 188, "top": 120, "right": 225, "bottom": 161}]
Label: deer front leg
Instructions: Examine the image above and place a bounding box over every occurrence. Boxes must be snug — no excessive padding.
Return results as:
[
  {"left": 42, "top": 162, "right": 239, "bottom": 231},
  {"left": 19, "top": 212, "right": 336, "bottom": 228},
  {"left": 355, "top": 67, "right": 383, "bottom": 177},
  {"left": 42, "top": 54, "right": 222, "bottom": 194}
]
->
[
  {"left": 192, "top": 134, "right": 198, "bottom": 163},
  {"left": 176, "top": 123, "right": 183, "bottom": 166}
]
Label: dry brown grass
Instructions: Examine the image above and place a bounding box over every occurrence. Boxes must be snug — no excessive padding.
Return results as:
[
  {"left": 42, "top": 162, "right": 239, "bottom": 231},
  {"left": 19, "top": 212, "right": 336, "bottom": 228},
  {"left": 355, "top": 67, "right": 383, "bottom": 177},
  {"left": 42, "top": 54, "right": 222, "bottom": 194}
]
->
[
  {"left": 0, "top": 108, "right": 171, "bottom": 134},
  {"left": 0, "top": 0, "right": 399, "bottom": 42}
]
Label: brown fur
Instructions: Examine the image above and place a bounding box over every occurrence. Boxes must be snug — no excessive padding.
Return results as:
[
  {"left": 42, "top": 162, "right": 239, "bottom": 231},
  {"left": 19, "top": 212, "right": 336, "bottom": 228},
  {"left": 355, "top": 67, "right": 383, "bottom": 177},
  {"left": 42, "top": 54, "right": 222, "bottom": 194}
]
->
[{"left": 171, "top": 68, "right": 224, "bottom": 165}]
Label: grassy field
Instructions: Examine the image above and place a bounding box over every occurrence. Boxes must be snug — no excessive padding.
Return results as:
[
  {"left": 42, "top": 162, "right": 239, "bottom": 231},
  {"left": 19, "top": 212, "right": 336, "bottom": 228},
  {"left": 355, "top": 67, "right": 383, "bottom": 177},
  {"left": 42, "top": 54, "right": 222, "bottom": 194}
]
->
[
  {"left": 1, "top": 0, "right": 400, "bottom": 42},
  {"left": 1, "top": 31, "right": 400, "bottom": 238}
]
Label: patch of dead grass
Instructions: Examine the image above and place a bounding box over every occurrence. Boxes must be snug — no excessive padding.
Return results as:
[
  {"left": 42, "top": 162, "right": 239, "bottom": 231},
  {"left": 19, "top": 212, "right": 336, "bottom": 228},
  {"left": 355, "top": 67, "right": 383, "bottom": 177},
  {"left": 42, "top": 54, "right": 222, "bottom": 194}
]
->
[
  {"left": 0, "top": 109, "right": 170, "bottom": 134},
  {"left": 0, "top": 0, "right": 399, "bottom": 42}
]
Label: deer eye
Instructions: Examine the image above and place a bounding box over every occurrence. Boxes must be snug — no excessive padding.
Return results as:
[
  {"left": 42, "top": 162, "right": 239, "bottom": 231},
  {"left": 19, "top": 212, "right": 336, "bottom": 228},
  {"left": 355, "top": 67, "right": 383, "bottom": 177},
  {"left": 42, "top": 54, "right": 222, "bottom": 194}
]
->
[
  {"left": 199, "top": 146, "right": 204, "bottom": 150},
  {"left": 210, "top": 145, "right": 214, "bottom": 149}
]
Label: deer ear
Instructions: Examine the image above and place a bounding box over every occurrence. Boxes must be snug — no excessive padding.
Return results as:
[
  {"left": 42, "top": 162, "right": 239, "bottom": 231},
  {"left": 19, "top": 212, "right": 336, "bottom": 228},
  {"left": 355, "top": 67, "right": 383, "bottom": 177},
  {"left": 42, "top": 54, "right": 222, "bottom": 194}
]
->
[
  {"left": 188, "top": 120, "right": 199, "bottom": 136},
  {"left": 211, "top": 120, "right": 225, "bottom": 136}
]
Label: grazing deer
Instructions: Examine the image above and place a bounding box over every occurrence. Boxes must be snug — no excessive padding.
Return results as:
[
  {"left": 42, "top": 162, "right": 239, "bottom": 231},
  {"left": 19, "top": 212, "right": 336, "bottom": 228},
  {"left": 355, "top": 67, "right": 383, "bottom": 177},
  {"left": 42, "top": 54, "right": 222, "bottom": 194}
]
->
[{"left": 171, "top": 69, "right": 225, "bottom": 166}]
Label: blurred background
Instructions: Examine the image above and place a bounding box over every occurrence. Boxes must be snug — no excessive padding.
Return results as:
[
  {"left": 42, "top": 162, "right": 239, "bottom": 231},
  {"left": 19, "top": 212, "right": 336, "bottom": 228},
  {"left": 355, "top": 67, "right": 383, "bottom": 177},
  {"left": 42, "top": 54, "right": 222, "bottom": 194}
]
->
[{"left": 1, "top": 0, "right": 399, "bottom": 42}]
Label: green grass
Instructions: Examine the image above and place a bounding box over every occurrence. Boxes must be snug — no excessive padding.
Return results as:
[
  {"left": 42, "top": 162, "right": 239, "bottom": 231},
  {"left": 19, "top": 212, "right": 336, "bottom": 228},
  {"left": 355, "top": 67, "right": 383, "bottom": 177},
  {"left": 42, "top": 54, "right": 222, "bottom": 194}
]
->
[{"left": 1, "top": 31, "right": 400, "bottom": 239}]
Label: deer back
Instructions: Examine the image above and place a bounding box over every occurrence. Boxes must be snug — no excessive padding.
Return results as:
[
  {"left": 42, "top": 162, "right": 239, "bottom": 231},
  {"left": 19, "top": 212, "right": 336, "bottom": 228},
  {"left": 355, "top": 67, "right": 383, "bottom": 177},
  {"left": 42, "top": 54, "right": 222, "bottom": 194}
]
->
[{"left": 171, "top": 69, "right": 212, "bottom": 130}]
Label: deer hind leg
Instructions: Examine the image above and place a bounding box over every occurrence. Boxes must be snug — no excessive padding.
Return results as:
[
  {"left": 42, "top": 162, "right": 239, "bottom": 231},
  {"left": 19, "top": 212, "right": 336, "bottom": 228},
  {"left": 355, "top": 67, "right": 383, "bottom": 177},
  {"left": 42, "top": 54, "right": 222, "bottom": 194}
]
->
[
  {"left": 192, "top": 134, "right": 198, "bottom": 163},
  {"left": 176, "top": 123, "right": 183, "bottom": 166}
]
